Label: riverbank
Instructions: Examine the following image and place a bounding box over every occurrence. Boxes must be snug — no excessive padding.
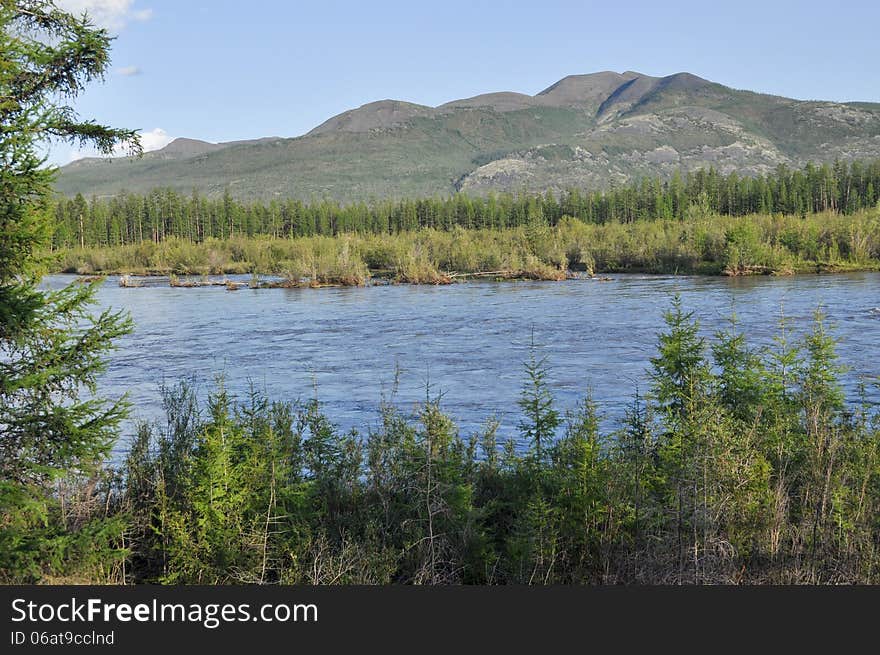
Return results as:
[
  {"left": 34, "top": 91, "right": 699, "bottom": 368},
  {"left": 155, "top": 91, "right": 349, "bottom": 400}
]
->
[
  {"left": 45, "top": 269, "right": 880, "bottom": 455},
  {"left": 17, "top": 297, "right": 880, "bottom": 584},
  {"left": 47, "top": 211, "right": 880, "bottom": 284}
]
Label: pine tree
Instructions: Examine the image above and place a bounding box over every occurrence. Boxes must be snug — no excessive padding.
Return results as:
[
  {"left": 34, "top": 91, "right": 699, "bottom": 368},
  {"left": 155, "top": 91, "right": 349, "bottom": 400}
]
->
[
  {"left": 650, "top": 295, "right": 710, "bottom": 424},
  {"left": 517, "top": 336, "right": 560, "bottom": 462},
  {"left": 649, "top": 296, "right": 716, "bottom": 581},
  {"left": 0, "top": 0, "right": 139, "bottom": 582}
]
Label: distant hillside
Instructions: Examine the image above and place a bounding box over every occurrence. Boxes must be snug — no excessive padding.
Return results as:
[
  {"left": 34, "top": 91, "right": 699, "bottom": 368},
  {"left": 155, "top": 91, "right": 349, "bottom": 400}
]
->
[{"left": 55, "top": 71, "right": 880, "bottom": 202}]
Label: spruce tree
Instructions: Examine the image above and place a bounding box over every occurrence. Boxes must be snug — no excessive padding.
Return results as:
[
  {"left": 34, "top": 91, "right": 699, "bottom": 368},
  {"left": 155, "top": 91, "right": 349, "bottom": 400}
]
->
[
  {"left": 517, "top": 336, "right": 560, "bottom": 461},
  {"left": 0, "top": 0, "right": 138, "bottom": 581}
]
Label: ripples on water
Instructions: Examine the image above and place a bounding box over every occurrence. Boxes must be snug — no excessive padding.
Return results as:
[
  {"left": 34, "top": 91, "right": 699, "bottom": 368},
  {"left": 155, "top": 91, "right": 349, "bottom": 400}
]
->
[{"left": 42, "top": 273, "right": 880, "bottom": 455}]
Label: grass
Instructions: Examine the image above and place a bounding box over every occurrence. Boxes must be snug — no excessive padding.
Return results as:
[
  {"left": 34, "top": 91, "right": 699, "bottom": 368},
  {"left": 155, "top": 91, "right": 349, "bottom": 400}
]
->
[{"left": 47, "top": 210, "right": 880, "bottom": 285}]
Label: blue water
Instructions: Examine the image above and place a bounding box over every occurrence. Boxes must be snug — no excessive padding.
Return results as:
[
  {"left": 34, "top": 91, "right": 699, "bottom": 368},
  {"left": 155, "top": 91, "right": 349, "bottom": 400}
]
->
[{"left": 43, "top": 273, "right": 880, "bottom": 454}]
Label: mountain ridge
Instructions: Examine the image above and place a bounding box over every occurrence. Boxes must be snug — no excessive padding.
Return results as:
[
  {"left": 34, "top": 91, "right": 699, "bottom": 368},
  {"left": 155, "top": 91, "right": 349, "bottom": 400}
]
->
[{"left": 56, "top": 70, "right": 880, "bottom": 202}]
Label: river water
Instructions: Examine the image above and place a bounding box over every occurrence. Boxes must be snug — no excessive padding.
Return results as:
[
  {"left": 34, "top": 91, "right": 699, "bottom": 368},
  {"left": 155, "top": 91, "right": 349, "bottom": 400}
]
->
[{"left": 44, "top": 273, "right": 880, "bottom": 454}]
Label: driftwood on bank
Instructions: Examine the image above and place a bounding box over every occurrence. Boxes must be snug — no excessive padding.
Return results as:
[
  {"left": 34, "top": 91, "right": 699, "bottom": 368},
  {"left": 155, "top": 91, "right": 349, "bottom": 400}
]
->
[
  {"left": 446, "top": 269, "right": 562, "bottom": 281},
  {"left": 448, "top": 270, "right": 511, "bottom": 279},
  {"left": 722, "top": 264, "right": 793, "bottom": 276},
  {"left": 118, "top": 275, "right": 142, "bottom": 288},
  {"left": 114, "top": 269, "right": 610, "bottom": 290},
  {"left": 446, "top": 269, "right": 611, "bottom": 282},
  {"left": 169, "top": 275, "right": 230, "bottom": 288}
]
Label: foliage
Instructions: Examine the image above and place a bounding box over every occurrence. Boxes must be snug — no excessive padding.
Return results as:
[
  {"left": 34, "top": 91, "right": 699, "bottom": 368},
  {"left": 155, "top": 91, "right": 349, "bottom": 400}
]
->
[
  {"left": 64, "top": 303, "right": 880, "bottom": 585},
  {"left": 0, "top": 0, "right": 137, "bottom": 582},
  {"left": 49, "top": 210, "right": 880, "bottom": 280},
  {"left": 48, "top": 159, "right": 880, "bottom": 250}
]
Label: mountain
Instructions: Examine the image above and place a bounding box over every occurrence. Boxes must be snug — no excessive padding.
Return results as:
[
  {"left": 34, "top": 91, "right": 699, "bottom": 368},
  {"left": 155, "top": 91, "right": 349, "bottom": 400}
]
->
[{"left": 55, "top": 71, "right": 880, "bottom": 202}]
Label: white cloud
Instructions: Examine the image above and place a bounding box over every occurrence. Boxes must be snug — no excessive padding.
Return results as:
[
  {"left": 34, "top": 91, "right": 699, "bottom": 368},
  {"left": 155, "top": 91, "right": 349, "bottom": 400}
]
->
[
  {"left": 55, "top": 1, "right": 153, "bottom": 32},
  {"left": 67, "top": 127, "right": 175, "bottom": 162},
  {"left": 117, "top": 65, "right": 142, "bottom": 76},
  {"left": 138, "top": 127, "right": 174, "bottom": 152}
]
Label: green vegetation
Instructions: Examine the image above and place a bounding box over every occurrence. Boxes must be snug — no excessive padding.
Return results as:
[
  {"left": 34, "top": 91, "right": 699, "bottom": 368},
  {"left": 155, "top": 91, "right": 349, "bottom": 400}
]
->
[
  {"left": 6, "top": 302, "right": 880, "bottom": 584},
  {"left": 52, "top": 159, "right": 880, "bottom": 248},
  {"left": 49, "top": 161, "right": 880, "bottom": 280},
  {"left": 3, "top": 2, "right": 880, "bottom": 587},
  {"left": 54, "top": 211, "right": 880, "bottom": 280},
  {"left": 0, "top": 0, "right": 137, "bottom": 582},
  {"left": 52, "top": 71, "right": 880, "bottom": 203}
]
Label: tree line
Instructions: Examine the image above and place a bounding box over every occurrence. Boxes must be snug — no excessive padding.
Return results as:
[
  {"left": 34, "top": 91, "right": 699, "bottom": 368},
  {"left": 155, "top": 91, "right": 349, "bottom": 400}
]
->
[
  {"left": 4, "top": 1, "right": 880, "bottom": 586},
  {"left": 53, "top": 159, "right": 880, "bottom": 249},
  {"left": 57, "top": 211, "right": 880, "bottom": 280}
]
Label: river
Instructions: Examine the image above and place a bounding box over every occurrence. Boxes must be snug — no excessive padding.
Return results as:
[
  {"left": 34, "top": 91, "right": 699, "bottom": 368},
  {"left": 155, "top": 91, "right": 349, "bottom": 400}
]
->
[{"left": 43, "top": 273, "right": 880, "bottom": 454}]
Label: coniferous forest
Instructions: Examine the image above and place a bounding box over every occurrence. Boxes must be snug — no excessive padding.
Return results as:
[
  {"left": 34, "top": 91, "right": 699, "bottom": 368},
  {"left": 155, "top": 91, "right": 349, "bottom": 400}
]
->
[
  {"left": 53, "top": 160, "right": 880, "bottom": 248},
  {"left": 50, "top": 160, "right": 880, "bottom": 282},
  {"left": 2, "top": 2, "right": 880, "bottom": 587}
]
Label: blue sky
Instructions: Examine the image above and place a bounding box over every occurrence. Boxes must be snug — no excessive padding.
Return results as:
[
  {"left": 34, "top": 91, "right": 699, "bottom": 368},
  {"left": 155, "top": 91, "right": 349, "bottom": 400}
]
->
[{"left": 52, "top": 0, "right": 880, "bottom": 164}]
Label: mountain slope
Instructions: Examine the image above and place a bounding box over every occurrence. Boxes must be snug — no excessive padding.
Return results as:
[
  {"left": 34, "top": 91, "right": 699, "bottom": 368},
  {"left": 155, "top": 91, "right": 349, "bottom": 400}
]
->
[{"left": 55, "top": 71, "right": 880, "bottom": 202}]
